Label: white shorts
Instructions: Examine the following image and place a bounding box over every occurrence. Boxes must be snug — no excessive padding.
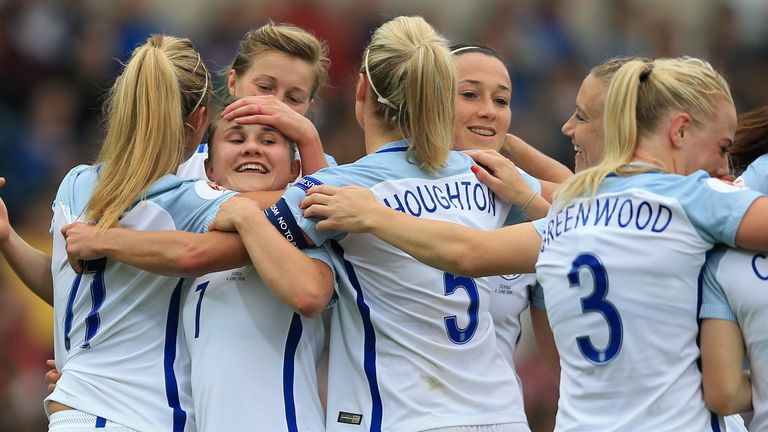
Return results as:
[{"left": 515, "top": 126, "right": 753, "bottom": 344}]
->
[
  {"left": 425, "top": 423, "right": 531, "bottom": 432},
  {"left": 48, "top": 410, "right": 137, "bottom": 431}
]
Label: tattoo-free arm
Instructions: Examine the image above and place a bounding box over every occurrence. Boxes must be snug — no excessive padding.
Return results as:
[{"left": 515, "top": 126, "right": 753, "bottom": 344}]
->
[
  {"left": 0, "top": 227, "right": 53, "bottom": 305},
  {"left": 0, "top": 177, "right": 53, "bottom": 305},
  {"left": 701, "top": 319, "right": 752, "bottom": 415},
  {"left": 531, "top": 305, "right": 560, "bottom": 385},
  {"left": 64, "top": 223, "right": 249, "bottom": 277},
  {"left": 231, "top": 199, "right": 333, "bottom": 317},
  {"left": 301, "top": 185, "right": 541, "bottom": 277}
]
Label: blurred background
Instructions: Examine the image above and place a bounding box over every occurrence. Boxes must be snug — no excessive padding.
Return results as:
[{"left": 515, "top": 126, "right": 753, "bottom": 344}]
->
[{"left": 0, "top": 0, "right": 766, "bottom": 430}]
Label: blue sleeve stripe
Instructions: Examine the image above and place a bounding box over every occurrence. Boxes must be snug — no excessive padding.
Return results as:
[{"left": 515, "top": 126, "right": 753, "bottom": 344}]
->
[
  {"left": 293, "top": 176, "right": 324, "bottom": 192},
  {"left": 164, "top": 279, "right": 188, "bottom": 432},
  {"left": 264, "top": 199, "right": 311, "bottom": 249},
  {"left": 282, "top": 313, "right": 303, "bottom": 432},
  {"left": 64, "top": 273, "right": 84, "bottom": 351},
  {"left": 329, "top": 241, "right": 383, "bottom": 431}
]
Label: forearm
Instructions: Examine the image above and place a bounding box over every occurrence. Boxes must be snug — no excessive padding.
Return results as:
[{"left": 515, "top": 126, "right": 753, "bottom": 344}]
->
[
  {"left": 236, "top": 214, "right": 332, "bottom": 317},
  {"left": 501, "top": 135, "right": 572, "bottom": 183},
  {"left": 701, "top": 319, "right": 753, "bottom": 414},
  {"left": 531, "top": 305, "right": 560, "bottom": 385},
  {"left": 366, "top": 207, "right": 539, "bottom": 277},
  {"left": 522, "top": 193, "right": 550, "bottom": 220},
  {"left": 0, "top": 228, "right": 53, "bottom": 305},
  {"left": 99, "top": 228, "right": 249, "bottom": 277}
]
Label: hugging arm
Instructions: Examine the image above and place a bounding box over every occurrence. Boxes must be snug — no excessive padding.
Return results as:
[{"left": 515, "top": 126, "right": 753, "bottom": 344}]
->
[
  {"left": 302, "top": 185, "right": 541, "bottom": 277},
  {"left": 64, "top": 223, "right": 250, "bottom": 277},
  {"left": 212, "top": 196, "right": 332, "bottom": 317}
]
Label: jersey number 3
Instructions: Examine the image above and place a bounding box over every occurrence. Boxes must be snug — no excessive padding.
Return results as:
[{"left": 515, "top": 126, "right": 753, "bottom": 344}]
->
[{"left": 568, "top": 253, "right": 623, "bottom": 364}]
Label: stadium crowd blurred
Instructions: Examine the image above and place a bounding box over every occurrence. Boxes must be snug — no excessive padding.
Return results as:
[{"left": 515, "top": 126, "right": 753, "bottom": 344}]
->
[{"left": 0, "top": 0, "right": 766, "bottom": 430}]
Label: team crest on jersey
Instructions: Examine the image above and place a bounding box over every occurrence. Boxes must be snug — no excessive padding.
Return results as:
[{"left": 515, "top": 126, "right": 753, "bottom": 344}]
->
[
  {"left": 194, "top": 180, "right": 231, "bottom": 199},
  {"left": 206, "top": 181, "right": 227, "bottom": 191}
]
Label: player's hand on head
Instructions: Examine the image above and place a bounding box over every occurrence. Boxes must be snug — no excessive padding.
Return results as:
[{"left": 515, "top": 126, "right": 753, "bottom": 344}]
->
[
  {"left": 45, "top": 359, "right": 61, "bottom": 394},
  {"left": 301, "top": 185, "right": 379, "bottom": 233},
  {"left": 467, "top": 150, "right": 536, "bottom": 206},
  {"left": 62, "top": 222, "right": 105, "bottom": 273},
  {"left": 209, "top": 196, "right": 261, "bottom": 232},
  {"left": 221, "top": 95, "right": 313, "bottom": 144}
]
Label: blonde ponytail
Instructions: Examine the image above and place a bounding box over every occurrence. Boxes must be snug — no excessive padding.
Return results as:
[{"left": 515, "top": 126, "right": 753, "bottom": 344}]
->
[{"left": 85, "top": 35, "right": 211, "bottom": 230}]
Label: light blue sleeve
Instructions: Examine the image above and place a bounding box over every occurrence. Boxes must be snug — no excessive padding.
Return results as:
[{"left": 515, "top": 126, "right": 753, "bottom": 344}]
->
[
  {"left": 676, "top": 173, "right": 762, "bottom": 247},
  {"left": 531, "top": 217, "right": 547, "bottom": 238},
  {"left": 304, "top": 245, "right": 337, "bottom": 285},
  {"left": 503, "top": 168, "right": 543, "bottom": 226},
  {"left": 738, "top": 153, "right": 768, "bottom": 194},
  {"left": 266, "top": 171, "right": 353, "bottom": 248},
  {"left": 325, "top": 153, "right": 338, "bottom": 167},
  {"left": 699, "top": 249, "right": 737, "bottom": 321},
  {"left": 149, "top": 177, "right": 238, "bottom": 233}
]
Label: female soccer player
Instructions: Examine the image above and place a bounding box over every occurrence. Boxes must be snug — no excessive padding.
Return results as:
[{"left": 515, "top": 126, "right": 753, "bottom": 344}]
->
[
  {"left": 301, "top": 56, "right": 768, "bottom": 431},
  {"left": 46, "top": 34, "right": 227, "bottom": 431},
  {"left": 449, "top": 43, "right": 558, "bottom": 423},
  {"left": 699, "top": 104, "right": 768, "bottom": 428},
  {"left": 180, "top": 96, "right": 335, "bottom": 431},
  {"left": 177, "top": 20, "right": 332, "bottom": 180}
]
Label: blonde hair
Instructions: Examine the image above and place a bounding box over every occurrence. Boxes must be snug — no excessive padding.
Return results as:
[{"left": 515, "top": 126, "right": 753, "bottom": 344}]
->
[
  {"left": 555, "top": 57, "right": 732, "bottom": 206},
  {"left": 229, "top": 21, "right": 330, "bottom": 99},
  {"left": 86, "top": 34, "right": 211, "bottom": 230},
  {"left": 362, "top": 15, "right": 455, "bottom": 173}
]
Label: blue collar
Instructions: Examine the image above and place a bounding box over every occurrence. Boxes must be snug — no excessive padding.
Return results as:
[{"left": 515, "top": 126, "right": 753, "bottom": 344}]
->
[{"left": 374, "top": 139, "right": 410, "bottom": 154}]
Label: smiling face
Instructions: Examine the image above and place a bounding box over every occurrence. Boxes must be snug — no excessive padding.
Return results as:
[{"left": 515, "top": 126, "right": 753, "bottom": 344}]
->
[
  {"left": 204, "top": 119, "right": 299, "bottom": 193},
  {"left": 452, "top": 52, "right": 512, "bottom": 151},
  {"left": 228, "top": 51, "right": 315, "bottom": 115},
  {"left": 561, "top": 73, "right": 607, "bottom": 172}
]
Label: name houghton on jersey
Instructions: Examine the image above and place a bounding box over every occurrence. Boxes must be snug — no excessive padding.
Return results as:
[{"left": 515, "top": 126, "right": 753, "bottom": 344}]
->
[
  {"left": 540, "top": 196, "right": 672, "bottom": 252},
  {"left": 380, "top": 180, "right": 499, "bottom": 217}
]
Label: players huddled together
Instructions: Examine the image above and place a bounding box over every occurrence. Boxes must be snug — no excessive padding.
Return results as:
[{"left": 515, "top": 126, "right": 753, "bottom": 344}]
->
[{"left": 0, "top": 13, "right": 767, "bottom": 432}]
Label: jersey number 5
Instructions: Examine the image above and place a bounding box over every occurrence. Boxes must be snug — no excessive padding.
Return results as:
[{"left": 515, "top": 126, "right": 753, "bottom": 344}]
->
[
  {"left": 568, "top": 253, "right": 623, "bottom": 364},
  {"left": 443, "top": 272, "right": 479, "bottom": 344}
]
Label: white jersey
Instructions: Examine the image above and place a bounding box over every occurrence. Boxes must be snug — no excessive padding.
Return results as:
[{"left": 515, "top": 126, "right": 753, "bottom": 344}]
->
[
  {"left": 176, "top": 143, "right": 339, "bottom": 180},
  {"left": 182, "top": 255, "right": 332, "bottom": 432},
  {"left": 735, "top": 153, "right": 768, "bottom": 194},
  {"left": 47, "top": 165, "right": 235, "bottom": 432},
  {"left": 268, "top": 140, "right": 540, "bottom": 432},
  {"left": 533, "top": 169, "right": 761, "bottom": 432},
  {"left": 701, "top": 247, "right": 768, "bottom": 432},
  {"left": 488, "top": 274, "right": 536, "bottom": 369}
]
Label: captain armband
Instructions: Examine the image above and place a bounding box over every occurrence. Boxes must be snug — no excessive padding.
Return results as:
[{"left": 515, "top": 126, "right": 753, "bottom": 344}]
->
[{"left": 264, "top": 198, "right": 311, "bottom": 249}]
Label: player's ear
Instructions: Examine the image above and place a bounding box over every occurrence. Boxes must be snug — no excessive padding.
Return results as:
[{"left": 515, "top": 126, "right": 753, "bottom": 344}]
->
[
  {"left": 204, "top": 156, "right": 215, "bottom": 182},
  {"left": 289, "top": 159, "right": 301, "bottom": 182}
]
